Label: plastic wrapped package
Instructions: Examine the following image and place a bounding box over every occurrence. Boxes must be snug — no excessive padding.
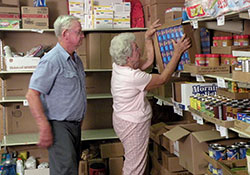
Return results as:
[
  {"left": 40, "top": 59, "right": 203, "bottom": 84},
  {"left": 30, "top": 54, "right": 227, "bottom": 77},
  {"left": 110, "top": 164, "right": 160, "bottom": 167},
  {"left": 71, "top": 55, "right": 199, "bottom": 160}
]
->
[
  {"left": 185, "top": 0, "right": 208, "bottom": 19},
  {"left": 233, "top": 0, "right": 250, "bottom": 11},
  {"left": 203, "top": 0, "right": 238, "bottom": 17}
]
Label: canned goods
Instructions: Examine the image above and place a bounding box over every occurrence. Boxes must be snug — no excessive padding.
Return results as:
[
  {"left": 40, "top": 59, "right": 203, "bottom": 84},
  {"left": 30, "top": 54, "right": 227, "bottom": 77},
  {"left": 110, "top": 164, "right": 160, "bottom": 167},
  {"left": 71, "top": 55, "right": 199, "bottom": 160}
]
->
[
  {"left": 227, "top": 145, "right": 239, "bottom": 160},
  {"left": 213, "top": 146, "right": 227, "bottom": 160}
]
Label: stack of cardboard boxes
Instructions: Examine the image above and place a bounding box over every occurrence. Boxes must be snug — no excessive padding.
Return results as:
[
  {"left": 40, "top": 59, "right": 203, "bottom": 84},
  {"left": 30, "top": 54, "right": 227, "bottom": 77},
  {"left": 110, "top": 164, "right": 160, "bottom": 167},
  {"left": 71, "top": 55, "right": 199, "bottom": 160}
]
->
[{"left": 0, "top": 0, "right": 20, "bottom": 29}]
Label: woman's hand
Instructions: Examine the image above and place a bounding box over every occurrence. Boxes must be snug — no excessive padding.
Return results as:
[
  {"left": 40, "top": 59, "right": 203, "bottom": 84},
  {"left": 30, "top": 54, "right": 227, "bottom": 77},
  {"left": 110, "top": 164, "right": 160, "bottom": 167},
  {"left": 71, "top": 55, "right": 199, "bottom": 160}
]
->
[
  {"left": 145, "top": 19, "right": 161, "bottom": 40},
  {"left": 172, "top": 34, "right": 191, "bottom": 54}
]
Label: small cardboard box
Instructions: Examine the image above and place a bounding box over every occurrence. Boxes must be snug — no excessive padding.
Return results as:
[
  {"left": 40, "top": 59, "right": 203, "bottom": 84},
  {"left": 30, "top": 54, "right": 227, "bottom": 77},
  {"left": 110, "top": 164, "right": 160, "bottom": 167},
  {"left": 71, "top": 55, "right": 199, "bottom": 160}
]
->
[
  {"left": 109, "top": 157, "right": 123, "bottom": 175},
  {"left": 0, "top": 13, "right": 20, "bottom": 28},
  {"left": 21, "top": 6, "right": 49, "bottom": 29},
  {"left": 24, "top": 168, "right": 49, "bottom": 175},
  {"left": 5, "top": 57, "right": 40, "bottom": 71},
  {"left": 232, "top": 71, "right": 250, "bottom": 83},
  {"left": 100, "top": 142, "right": 124, "bottom": 158},
  {"left": 184, "top": 64, "right": 230, "bottom": 74},
  {"left": 164, "top": 123, "right": 233, "bottom": 175},
  {"left": 172, "top": 82, "right": 218, "bottom": 110},
  {"left": 161, "top": 150, "right": 185, "bottom": 172}
]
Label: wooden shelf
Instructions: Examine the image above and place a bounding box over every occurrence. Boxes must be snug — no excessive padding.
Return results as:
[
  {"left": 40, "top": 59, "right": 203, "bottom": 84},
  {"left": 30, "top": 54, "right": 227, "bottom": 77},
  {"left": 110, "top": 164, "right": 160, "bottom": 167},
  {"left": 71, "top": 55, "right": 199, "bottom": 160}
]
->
[
  {"left": 0, "top": 28, "right": 147, "bottom": 32},
  {"left": 1, "top": 128, "right": 118, "bottom": 147}
]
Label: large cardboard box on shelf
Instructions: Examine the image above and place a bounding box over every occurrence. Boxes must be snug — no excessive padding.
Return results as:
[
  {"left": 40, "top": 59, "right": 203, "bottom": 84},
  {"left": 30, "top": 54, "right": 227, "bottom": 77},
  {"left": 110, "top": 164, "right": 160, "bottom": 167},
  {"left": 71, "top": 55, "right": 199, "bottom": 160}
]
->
[
  {"left": 100, "top": 142, "right": 124, "bottom": 158},
  {"left": 5, "top": 74, "right": 31, "bottom": 96},
  {"left": 164, "top": 123, "right": 235, "bottom": 175},
  {"left": 153, "top": 22, "right": 200, "bottom": 73},
  {"left": 150, "top": 122, "right": 167, "bottom": 145},
  {"left": 172, "top": 81, "right": 218, "bottom": 111},
  {"left": 21, "top": 6, "right": 49, "bottom": 29},
  {"left": 109, "top": 157, "right": 123, "bottom": 175},
  {"left": 5, "top": 102, "right": 38, "bottom": 134}
]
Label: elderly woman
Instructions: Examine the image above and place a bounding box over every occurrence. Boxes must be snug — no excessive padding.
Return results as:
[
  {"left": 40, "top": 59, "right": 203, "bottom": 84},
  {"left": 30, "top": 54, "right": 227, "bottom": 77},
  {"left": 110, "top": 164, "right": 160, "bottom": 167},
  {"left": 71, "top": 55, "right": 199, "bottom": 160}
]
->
[{"left": 109, "top": 20, "right": 191, "bottom": 175}]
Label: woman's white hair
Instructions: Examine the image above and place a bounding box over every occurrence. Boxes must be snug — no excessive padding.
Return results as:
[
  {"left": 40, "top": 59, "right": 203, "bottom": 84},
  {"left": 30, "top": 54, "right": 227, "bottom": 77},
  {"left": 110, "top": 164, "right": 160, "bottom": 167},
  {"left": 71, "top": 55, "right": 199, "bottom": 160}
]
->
[
  {"left": 54, "top": 15, "right": 79, "bottom": 38},
  {"left": 109, "top": 33, "right": 136, "bottom": 66}
]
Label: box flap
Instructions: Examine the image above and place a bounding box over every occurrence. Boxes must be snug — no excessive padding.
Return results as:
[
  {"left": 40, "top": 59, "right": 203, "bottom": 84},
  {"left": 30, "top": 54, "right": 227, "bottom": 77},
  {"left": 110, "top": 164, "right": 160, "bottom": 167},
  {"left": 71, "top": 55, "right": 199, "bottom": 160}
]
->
[
  {"left": 192, "top": 130, "right": 223, "bottom": 143},
  {"left": 163, "top": 126, "right": 190, "bottom": 141}
]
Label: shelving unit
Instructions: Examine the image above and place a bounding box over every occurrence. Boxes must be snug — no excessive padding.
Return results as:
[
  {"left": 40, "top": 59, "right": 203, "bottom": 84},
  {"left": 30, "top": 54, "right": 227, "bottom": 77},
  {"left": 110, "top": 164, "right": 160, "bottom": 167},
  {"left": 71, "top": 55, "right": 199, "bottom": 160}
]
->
[{"left": 1, "top": 128, "right": 118, "bottom": 147}]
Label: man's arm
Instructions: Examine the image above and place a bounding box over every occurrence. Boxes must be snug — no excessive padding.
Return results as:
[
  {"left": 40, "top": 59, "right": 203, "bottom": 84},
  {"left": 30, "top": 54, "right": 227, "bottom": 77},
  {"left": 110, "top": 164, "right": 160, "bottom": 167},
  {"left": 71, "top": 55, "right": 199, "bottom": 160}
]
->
[{"left": 26, "top": 89, "right": 53, "bottom": 148}]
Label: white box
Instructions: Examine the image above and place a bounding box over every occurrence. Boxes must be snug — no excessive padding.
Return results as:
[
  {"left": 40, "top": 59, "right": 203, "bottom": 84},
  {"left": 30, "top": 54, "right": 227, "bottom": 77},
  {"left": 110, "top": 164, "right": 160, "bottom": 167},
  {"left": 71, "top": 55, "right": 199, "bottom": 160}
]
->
[
  {"left": 94, "top": 10, "right": 113, "bottom": 19},
  {"left": 68, "top": 1, "right": 85, "bottom": 12},
  {"left": 114, "top": 13, "right": 130, "bottom": 19},
  {"left": 113, "top": 19, "right": 130, "bottom": 28},
  {"left": 5, "top": 57, "right": 40, "bottom": 71},
  {"left": 172, "top": 82, "right": 218, "bottom": 110},
  {"left": 94, "top": 18, "right": 113, "bottom": 29},
  {"left": 93, "top": 5, "right": 113, "bottom": 11},
  {"left": 113, "top": 2, "right": 131, "bottom": 13},
  {"left": 25, "top": 168, "right": 50, "bottom": 175}
]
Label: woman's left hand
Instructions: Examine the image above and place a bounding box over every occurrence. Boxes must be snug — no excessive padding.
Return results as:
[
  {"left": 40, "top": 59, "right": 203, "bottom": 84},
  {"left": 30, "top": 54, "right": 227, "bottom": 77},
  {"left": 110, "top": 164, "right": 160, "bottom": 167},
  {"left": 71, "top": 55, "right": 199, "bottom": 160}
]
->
[{"left": 145, "top": 19, "right": 161, "bottom": 40}]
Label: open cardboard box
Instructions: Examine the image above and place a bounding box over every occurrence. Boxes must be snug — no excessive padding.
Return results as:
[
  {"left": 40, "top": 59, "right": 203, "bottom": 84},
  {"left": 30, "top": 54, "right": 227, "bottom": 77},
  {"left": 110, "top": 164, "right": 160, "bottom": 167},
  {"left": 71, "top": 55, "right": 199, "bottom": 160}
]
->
[{"left": 164, "top": 123, "right": 236, "bottom": 174}]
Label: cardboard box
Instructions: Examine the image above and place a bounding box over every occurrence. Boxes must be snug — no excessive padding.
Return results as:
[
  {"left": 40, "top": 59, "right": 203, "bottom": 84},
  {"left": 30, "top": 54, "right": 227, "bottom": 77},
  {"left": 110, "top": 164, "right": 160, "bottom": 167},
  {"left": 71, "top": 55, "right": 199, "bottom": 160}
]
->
[
  {"left": 234, "top": 120, "right": 250, "bottom": 136},
  {"left": 4, "top": 57, "right": 40, "bottom": 71},
  {"left": 189, "top": 107, "right": 234, "bottom": 128},
  {"left": 232, "top": 71, "right": 250, "bottom": 83},
  {"left": 184, "top": 64, "right": 230, "bottom": 74},
  {"left": 6, "top": 103, "right": 38, "bottom": 134},
  {"left": 150, "top": 122, "right": 167, "bottom": 145},
  {"left": 216, "top": 88, "right": 249, "bottom": 99},
  {"left": 0, "top": 6, "right": 20, "bottom": 14},
  {"left": 79, "top": 160, "right": 88, "bottom": 175},
  {"left": 150, "top": 0, "right": 185, "bottom": 5},
  {"left": 24, "top": 168, "right": 49, "bottom": 175},
  {"left": 153, "top": 142, "right": 162, "bottom": 160},
  {"left": 0, "top": 14, "right": 20, "bottom": 28},
  {"left": 172, "top": 82, "right": 218, "bottom": 110},
  {"left": 161, "top": 151, "right": 185, "bottom": 172},
  {"left": 164, "top": 123, "right": 234, "bottom": 175},
  {"left": 0, "top": 0, "right": 19, "bottom": 6},
  {"left": 165, "top": 8, "right": 183, "bottom": 25},
  {"left": 153, "top": 23, "right": 200, "bottom": 73},
  {"left": 21, "top": 6, "right": 49, "bottom": 29},
  {"left": 100, "top": 142, "right": 124, "bottom": 158},
  {"left": 211, "top": 46, "right": 250, "bottom": 54},
  {"left": 109, "top": 157, "right": 123, "bottom": 175},
  {"left": 5, "top": 74, "right": 31, "bottom": 96}
]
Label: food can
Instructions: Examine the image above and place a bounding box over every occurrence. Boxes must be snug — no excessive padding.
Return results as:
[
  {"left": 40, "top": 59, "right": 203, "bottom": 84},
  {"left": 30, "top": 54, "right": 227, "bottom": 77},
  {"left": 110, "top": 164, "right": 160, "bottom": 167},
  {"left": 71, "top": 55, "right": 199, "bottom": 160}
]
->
[{"left": 227, "top": 145, "right": 239, "bottom": 160}]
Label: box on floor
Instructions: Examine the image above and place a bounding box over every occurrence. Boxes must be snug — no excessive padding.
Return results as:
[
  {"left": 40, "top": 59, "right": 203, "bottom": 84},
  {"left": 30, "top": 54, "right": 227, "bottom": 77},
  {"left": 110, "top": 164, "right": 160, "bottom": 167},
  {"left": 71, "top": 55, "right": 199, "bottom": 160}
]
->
[{"left": 164, "top": 123, "right": 236, "bottom": 174}]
